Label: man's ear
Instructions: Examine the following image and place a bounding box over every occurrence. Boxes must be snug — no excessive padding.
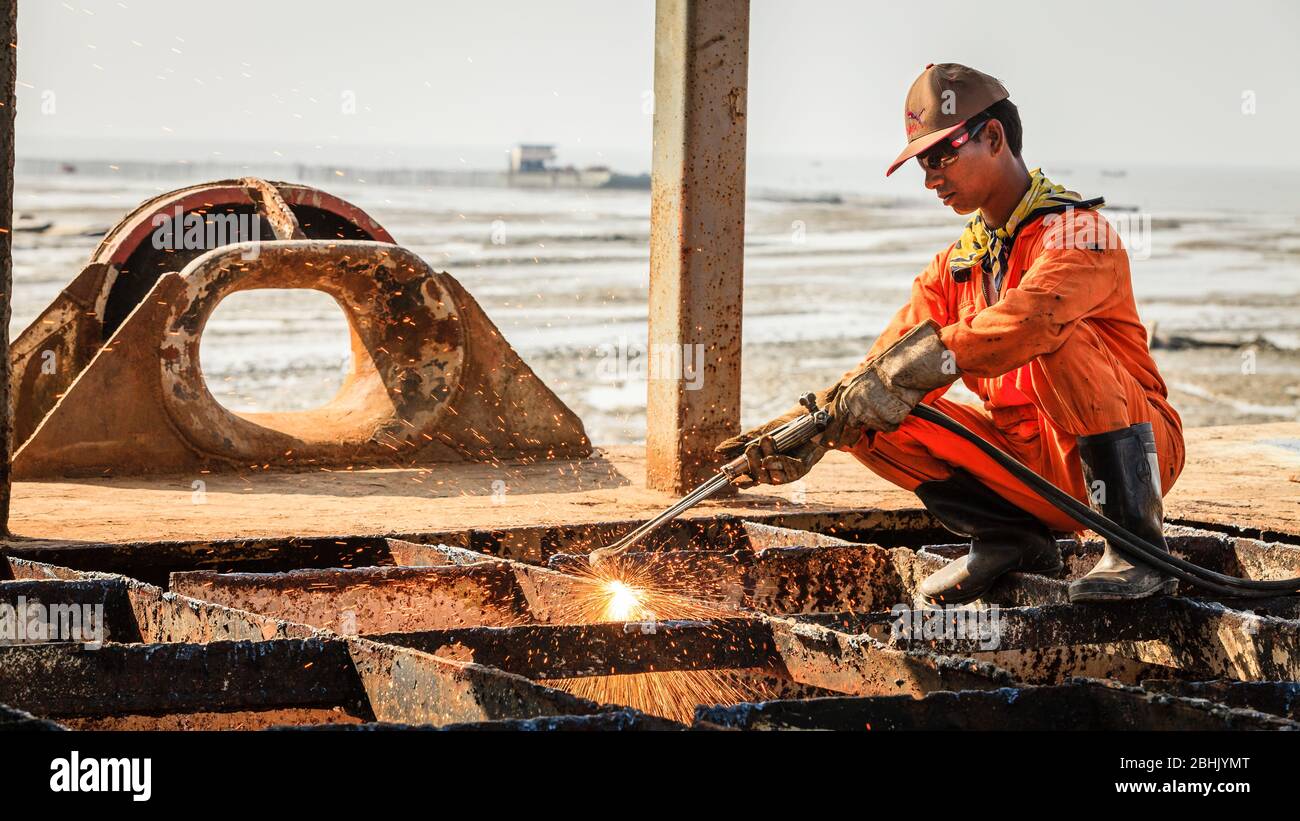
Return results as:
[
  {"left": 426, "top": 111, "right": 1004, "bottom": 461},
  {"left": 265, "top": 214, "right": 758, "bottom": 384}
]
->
[{"left": 983, "top": 119, "right": 1006, "bottom": 157}]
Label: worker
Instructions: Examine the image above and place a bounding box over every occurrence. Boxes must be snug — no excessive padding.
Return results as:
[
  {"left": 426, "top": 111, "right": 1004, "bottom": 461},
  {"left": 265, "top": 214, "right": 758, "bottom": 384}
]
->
[{"left": 717, "top": 63, "right": 1184, "bottom": 606}]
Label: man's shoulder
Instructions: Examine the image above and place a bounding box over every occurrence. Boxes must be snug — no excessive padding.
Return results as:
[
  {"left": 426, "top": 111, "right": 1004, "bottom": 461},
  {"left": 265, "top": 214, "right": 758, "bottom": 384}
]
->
[
  {"left": 914, "top": 241, "right": 961, "bottom": 287},
  {"left": 1023, "top": 205, "right": 1122, "bottom": 256},
  {"left": 931, "top": 240, "right": 961, "bottom": 272}
]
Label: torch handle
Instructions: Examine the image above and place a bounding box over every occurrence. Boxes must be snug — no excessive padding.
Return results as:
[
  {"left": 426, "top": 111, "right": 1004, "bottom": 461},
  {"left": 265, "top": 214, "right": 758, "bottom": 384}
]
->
[
  {"left": 720, "top": 392, "right": 830, "bottom": 480},
  {"left": 589, "top": 392, "right": 831, "bottom": 566}
]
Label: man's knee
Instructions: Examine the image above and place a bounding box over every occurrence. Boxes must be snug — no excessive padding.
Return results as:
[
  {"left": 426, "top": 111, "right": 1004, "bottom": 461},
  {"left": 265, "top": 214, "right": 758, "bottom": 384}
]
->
[
  {"left": 1029, "top": 329, "right": 1136, "bottom": 436},
  {"left": 846, "top": 421, "right": 954, "bottom": 489},
  {"left": 1034, "top": 324, "right": 1114, "bottom": 381}
]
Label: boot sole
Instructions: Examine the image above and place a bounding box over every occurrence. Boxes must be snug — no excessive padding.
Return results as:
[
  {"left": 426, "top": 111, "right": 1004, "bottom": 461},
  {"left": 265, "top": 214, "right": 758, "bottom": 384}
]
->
[
  {"left": 920, "top": 588, "right": 986, "bottom": 607},
  {"left": 920, "top": 559, "right": 1066, "bottom": 606},
  {"left": 1068, "top": 577, "right": 1178, "bottom": 603}
]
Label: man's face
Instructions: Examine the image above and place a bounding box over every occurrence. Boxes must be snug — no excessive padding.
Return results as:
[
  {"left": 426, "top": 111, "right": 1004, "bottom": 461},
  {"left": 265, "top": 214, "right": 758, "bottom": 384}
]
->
[{"left": 918, "top": 121, "right": 1001, "bottom": 215}]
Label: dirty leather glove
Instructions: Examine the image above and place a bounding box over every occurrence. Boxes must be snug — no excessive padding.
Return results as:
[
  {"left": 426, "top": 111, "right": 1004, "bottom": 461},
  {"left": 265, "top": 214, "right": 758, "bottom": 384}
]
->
[
  {"left": 834, "top": 320, "right": 958, "bottom": 434},
  {"left": 735, "top": 435, "right": 825, "bottom": 487},
  {"left": 715, "top": 383, "right": 846, "bottom": 487}
]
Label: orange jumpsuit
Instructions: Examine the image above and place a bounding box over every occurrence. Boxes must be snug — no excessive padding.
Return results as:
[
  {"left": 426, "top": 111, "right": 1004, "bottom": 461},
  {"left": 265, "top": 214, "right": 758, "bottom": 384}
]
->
[{"left": 846, "top": 207, "right": 1184, "bottom": 533}]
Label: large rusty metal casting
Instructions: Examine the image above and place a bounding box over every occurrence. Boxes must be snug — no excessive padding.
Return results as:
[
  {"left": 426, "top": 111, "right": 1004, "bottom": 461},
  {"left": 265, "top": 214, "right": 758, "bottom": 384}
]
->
[
  {"left": 10, "top": 180, "right": 590, "bottom": 477},
  {"left": 156, "top": 242, "right": 469, "bottom": 466},
  {"left": 10, "top": 179, "right": 390, "bottom": 445}
]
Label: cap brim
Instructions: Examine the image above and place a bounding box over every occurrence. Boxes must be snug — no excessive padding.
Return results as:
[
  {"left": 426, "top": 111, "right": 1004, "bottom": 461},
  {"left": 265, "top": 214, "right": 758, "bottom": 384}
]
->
[{"left": 885, "top": 121, "right": 967, "bottom": 177}]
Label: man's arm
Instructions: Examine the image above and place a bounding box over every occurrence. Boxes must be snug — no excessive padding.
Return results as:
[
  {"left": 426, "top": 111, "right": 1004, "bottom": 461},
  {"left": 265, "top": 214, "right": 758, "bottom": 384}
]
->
[
  {"left": 805, "top": 250, "right": 958, "bottom": 451},
  {"left": 938, "top": 211, "right": 1123, "bottom": 377},
  {"left": 863, "top": 248, "right": 955, "bottom": 363},
  {"left": 715, "top": 248, "right": 958, "bottom": 472}
]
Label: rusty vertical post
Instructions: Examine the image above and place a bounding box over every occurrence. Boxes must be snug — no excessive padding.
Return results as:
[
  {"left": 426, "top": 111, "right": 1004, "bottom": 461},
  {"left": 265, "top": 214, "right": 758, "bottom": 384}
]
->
[
  {"left": 646, "top": 0, "right": 749, "bottom": 494},
  {"left": 0, "top": 0, "right": 15, "bottom": 535}
]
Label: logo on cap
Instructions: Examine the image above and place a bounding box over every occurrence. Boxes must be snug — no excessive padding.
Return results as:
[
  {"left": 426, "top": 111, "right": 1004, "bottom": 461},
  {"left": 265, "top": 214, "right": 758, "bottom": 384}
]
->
[{"left": 905, "top": 108, "right": 926, "bottom": 137}]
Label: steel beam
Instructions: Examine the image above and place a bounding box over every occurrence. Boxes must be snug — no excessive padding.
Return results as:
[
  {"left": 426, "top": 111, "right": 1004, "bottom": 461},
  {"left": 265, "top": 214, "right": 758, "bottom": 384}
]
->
[
  {"left": 884, "top": 599, "right": 1183, "bottom": 654},
  {"left": 0, "top": 638, "right": 365, "bottom": 718},
  {"left": 646, "top": 0, "right": 750, "bottom": 493},
  {"left": 368, "top": 618, "right": 776, "bottom": 679},
  {"left": 433, "top": 710, "right": 683, "bottom": 731},
  {"left": 765, "top": 618, "right": 1014, "bottom": 697},
  {"left": 126, "top": 584, "right": 318, "bottom": 644},
  {"left": 550, "top": 540, "right": 909, "bottom": 612},
  {"left": 274, "top": 709, "right": 683, "bottom": 732},
  {"left": 346, "top": 637, "right": 603, "bottom": 726},
  {"left": 1140, "top": 679, "right": 1300, "bottom": 721},
  {"left": 694, "top": 681, "right": 1300, "bottom": 731},
  {"left": 170, "top": 565, "right": 538, "bottom": 634},
  {"left": 0, "top": 577, "right": 140, "bottom": 643},
  {"left": 1108, "top": 597, "right": 1300, "bottom": 681}
]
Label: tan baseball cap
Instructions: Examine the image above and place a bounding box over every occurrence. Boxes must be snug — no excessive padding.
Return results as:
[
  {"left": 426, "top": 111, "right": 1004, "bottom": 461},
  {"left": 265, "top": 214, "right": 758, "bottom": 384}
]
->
[{"left": 885, "top": 63, "right": 1009, "bottom": 176}]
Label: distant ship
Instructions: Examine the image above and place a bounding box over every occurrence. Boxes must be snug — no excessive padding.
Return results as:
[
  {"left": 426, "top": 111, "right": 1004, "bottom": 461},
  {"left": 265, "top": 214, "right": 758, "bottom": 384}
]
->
[
  {"left": 507, "top": 144, "right": 649, "bottom": 190},
  {"left": 14, "top": 212, "right": 52, "bottom": 233}
]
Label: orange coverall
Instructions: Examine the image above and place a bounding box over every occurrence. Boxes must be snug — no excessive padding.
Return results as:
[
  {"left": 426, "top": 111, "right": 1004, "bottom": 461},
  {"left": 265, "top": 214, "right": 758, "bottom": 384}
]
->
[{"left": 846, "top": 207, "right": 1184, "bottom": 533}]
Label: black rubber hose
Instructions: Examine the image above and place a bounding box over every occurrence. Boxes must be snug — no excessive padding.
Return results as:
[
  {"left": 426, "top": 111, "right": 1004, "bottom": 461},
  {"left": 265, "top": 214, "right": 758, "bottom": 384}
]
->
[{"left": 910, "top": 403, "right": 1300, "bottom": 597}]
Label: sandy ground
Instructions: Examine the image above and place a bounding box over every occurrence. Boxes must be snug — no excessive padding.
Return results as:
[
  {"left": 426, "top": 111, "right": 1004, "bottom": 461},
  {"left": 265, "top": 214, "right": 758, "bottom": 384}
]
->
[
  {"left": 1153, "top": 347, "right": 1300, "bottom": 428},
  {"left": 7, "top": 422, "right": 1299, "bottom": 545}
]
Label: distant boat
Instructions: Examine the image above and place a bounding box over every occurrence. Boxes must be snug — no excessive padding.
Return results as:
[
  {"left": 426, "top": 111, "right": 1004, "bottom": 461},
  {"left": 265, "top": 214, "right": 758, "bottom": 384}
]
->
[
  {"left": 14, "top": 212, "right": 52, "bottom": 233},
  {"left": 757, "top": 192, "right": 843, "bottom": 205},
  {"left": 1100, "top": 169, "right": 1127, "bottom": 178},
  {"left": 506, "top": 144, "right": 649, "bottom": 190}
]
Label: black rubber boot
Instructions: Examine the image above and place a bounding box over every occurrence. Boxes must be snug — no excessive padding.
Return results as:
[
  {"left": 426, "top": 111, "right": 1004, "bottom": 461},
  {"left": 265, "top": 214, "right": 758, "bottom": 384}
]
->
[
  {"left": 916, "top": 470, "right": 1063, "bottom": 605},
  {"left": 1068, "top": 422, "right": 1179, "bottom": 602}
]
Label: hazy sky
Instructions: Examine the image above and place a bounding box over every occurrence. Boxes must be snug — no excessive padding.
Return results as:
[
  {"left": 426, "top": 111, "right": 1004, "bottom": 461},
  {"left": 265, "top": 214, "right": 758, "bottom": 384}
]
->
[{"left": 13, "top": 0, "right": 1300, "bottom": 170}]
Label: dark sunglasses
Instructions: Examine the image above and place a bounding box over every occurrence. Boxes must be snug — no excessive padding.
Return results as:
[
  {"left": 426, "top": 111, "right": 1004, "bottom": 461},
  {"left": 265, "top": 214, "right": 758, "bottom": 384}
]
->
[{"left": 916, "top": 117, "right": 990, "bottom": 171}]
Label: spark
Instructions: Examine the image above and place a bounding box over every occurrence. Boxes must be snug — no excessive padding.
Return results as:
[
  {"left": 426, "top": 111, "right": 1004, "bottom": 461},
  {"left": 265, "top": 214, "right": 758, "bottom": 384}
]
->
[
  {"left": 603, "top": 580, "right": 643, "bottom": 621},
  {"left": 543, "top": 556, "right": 773, "bottom": 724},
  {"left": 550, "top": 669, "right": 764, "bottom": 726}
]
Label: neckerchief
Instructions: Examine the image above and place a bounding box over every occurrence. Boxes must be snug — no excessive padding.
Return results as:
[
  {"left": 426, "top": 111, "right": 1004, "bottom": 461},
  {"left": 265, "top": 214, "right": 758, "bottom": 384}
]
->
[{"left": 949, "top": 169, "right": 1102, "bottom": 290}]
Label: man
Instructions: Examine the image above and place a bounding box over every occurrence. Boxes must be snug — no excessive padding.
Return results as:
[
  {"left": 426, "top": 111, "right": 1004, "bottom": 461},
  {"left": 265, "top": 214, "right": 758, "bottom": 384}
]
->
[{"left": 717, "top": 63, "right": 1184, "bottom": 605}]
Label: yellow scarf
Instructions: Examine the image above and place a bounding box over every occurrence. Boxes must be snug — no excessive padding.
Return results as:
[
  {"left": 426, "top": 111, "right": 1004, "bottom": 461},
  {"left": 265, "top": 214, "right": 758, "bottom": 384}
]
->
[{"left": 949, "top": 169, "right": 1101, "bottom": 288}]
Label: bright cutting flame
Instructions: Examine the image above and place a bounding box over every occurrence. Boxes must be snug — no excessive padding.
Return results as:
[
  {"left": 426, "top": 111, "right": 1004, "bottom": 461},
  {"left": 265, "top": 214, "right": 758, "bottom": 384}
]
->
[
  {"left": 552, "top": 559, "right": 722, "bottom": 625},
  {"left": 543, "top": 555, "right": 773, "bottom": 724},
  {"left": 603, "top": 580, "right": 646, "bottom": 622}
]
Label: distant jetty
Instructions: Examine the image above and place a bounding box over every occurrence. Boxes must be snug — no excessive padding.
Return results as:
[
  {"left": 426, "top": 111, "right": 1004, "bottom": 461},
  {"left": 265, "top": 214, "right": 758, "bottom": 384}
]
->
[{"left": 17, "top": 143, "right": 651, "bottom": 191}]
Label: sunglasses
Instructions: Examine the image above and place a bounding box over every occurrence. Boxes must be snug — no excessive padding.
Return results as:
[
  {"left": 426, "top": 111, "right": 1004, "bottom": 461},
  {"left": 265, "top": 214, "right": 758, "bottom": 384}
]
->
[{"left": 916, "top": 117, "right": 990, "bottom": 171}]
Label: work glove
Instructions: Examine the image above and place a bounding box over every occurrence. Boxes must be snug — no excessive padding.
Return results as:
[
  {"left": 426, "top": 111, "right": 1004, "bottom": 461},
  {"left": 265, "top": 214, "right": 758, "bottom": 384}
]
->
[
  {"left": 736, "top": 436, "right": 825, "bottom": 487},
  {"left": 714, "top": 321, "right": 958, "bottom": 486},
  {"left": 714, "top": 382, "right": 857, "bottom": 487},
  {"left": 833, "top": 320, "right": 958, "bottom": 434}
]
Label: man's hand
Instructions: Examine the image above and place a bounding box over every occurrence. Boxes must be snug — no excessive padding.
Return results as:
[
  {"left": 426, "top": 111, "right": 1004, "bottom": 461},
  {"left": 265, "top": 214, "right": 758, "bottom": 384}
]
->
[
  {"left": 715, "top": 402, "right": 838, "bottom": 488},
  {"left": 734, "top": 435, "right": 825, "bottom": 487},
  {"left": 833, "top": 320, "right": 958, "bottom": 433},
  {"left": 713, "top": 322, "right": 958, "bottom": 488}
]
